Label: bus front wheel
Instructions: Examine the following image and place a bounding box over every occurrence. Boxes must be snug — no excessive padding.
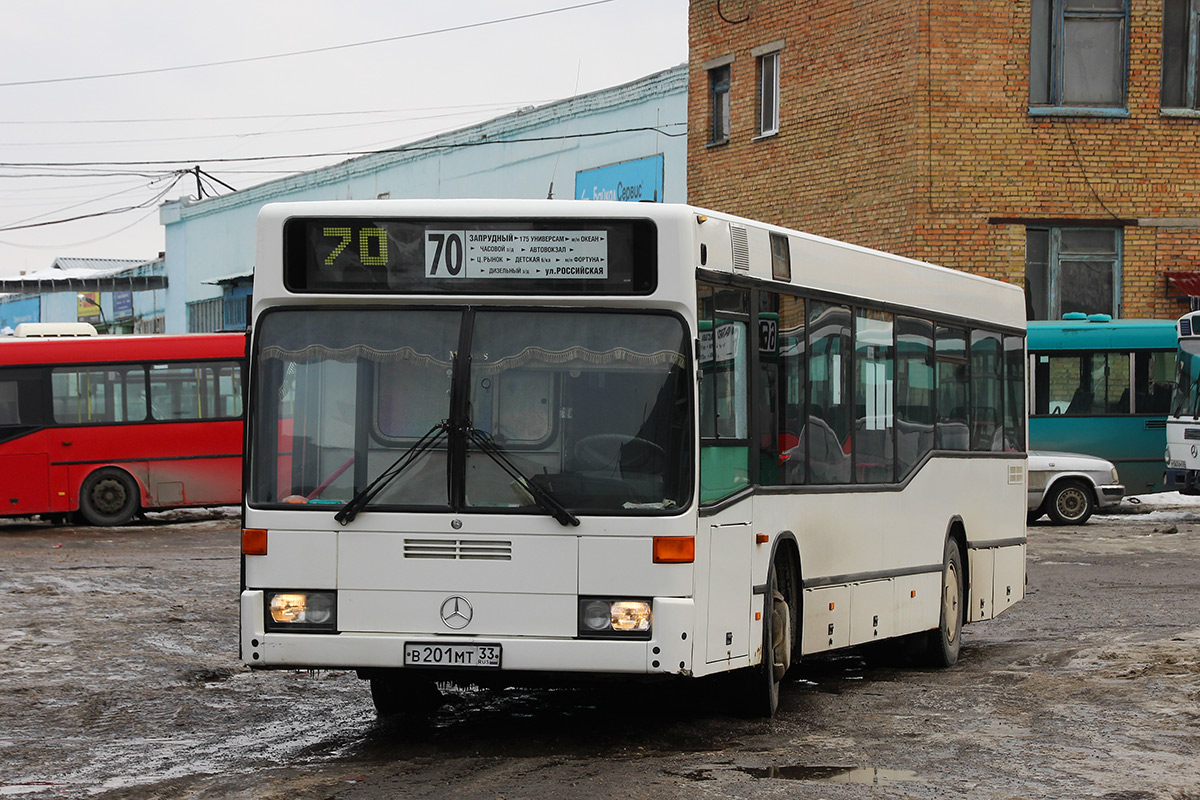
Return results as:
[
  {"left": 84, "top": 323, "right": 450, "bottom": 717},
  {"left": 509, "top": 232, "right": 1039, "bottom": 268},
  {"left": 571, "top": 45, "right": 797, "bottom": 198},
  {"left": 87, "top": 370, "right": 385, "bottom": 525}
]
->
[
  {"left": 745, "top": 565, "right": 794, "bottom": 717},
  {"left": 925, "top": 538, "right": 964, "bottom": 667},
  {"left": 79, "top": 468, "right": 140, "bottom": 527}
]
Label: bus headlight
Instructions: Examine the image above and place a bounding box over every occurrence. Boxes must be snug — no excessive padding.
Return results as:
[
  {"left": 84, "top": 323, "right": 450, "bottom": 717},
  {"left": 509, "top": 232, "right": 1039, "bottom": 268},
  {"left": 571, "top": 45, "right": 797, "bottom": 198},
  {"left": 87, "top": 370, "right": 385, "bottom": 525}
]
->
[
  {"left": 265, "top": 590, "right": 337, "bottom": 631},
  {"left": 1111, "top": 467, "right": 1120, "bottom": 483},
  {"left": 578, "top": 598, "right": 651, "bottom": 638}
]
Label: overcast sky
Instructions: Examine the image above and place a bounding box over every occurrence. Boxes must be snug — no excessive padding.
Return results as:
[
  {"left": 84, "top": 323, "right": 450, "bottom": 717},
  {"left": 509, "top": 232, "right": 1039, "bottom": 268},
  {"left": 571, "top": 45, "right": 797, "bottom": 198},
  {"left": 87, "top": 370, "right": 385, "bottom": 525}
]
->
[{"left": 0, "top": 0, "right": 688, "bottom": 278}]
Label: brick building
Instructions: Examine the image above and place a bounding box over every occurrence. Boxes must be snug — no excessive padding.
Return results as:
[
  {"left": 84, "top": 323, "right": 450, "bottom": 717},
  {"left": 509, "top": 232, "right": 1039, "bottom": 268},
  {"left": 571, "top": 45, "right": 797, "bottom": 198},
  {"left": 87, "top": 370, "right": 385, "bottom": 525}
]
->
[{"left": 688, "top": 0, "right": 1200, "bottom": 320}]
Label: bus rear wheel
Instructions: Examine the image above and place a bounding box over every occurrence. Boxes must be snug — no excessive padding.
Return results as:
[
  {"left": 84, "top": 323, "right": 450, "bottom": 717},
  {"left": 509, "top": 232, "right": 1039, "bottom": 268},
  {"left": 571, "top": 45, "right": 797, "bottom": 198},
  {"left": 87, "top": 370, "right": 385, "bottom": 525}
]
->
[{"left": 79, "top": 468, "right": 140, "bottom": 527}]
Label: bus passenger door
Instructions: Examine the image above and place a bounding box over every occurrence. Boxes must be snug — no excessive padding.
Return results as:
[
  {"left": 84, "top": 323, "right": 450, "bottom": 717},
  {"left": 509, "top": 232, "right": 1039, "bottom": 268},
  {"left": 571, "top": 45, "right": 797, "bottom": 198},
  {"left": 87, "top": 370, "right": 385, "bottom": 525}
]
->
[{"left": 705, "top": 522, "right": 752, "bottom": 663}]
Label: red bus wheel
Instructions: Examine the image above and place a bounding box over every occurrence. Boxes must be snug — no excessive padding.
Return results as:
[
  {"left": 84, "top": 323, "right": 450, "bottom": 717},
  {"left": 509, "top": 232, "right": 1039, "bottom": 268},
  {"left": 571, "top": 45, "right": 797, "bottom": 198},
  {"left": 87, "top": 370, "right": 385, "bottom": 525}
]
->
[{"left": 79, "top": 468, "right": 139, "bottom": 527}]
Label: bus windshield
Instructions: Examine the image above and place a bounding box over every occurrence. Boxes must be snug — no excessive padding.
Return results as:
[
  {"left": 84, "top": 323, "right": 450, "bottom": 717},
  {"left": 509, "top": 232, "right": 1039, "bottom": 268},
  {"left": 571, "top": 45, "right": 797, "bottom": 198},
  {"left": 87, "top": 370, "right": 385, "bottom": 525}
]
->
[
  {"left": 1171, "top": 338, "right": 1200, "bottom": 418},
  {"left": 250, "top": 308, "right": 692, "bottom": 514}
]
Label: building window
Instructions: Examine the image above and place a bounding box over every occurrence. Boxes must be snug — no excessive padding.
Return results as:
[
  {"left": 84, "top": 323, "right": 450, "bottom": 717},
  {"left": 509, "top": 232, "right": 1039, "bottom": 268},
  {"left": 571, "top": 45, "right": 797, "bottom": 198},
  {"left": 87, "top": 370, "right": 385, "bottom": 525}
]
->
[
  {"left": 1025, "top": 227, "right": 1122, "bottom": 320},
  {"left": 757, "top": 50, "right": 780, "bottom": 136},
  {"left": 1030, "top": 0, "right": 1128, "bottom": 108},
  {"left": 709, "top": 64, "right": 731, "bottom": 144},
  {"left": 186, "top": 297, "right": 223, "bottom": 333},
  {"left": 1163, "top": 0, "right": 1200, "bottom": 109}
]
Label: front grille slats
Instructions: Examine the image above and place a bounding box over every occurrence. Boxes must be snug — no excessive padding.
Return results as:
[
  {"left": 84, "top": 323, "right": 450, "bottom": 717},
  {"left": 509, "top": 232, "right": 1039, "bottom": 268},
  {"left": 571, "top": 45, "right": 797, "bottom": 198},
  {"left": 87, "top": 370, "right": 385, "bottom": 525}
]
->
[{"left": 403, "top": 538, "right": 513, "bottom": 561}]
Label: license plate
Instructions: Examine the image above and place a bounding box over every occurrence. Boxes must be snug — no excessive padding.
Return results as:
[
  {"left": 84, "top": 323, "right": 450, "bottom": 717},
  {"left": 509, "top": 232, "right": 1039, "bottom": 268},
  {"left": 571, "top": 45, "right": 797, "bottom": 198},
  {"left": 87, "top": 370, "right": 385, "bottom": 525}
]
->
[{"left": 404, "top": 643, "right": 501, "bottom": 668}]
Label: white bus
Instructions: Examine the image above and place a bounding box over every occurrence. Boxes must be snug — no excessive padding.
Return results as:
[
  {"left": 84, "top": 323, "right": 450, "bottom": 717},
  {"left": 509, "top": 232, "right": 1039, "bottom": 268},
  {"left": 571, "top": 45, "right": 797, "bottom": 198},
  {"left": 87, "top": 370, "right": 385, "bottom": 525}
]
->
[
  {"left": 1165, "top": 312, "right": 1200, "bottom": 493},
  {"left": 240, "top": 200, "right": 1027, "bottom": 717}
]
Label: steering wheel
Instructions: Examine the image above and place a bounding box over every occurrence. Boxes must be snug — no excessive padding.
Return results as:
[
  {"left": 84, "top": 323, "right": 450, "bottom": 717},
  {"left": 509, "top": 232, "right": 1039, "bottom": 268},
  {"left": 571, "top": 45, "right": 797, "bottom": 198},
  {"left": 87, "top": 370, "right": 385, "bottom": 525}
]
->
[{"left": 574, "top": 434, "right": 666, "bottom": 470}]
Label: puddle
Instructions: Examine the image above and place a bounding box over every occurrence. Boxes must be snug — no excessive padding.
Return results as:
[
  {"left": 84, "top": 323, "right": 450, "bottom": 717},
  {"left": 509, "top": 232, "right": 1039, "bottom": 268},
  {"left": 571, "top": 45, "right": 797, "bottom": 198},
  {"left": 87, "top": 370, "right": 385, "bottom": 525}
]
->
[{"left": 738, "top": 765, "right": 919, "bottom": 785}]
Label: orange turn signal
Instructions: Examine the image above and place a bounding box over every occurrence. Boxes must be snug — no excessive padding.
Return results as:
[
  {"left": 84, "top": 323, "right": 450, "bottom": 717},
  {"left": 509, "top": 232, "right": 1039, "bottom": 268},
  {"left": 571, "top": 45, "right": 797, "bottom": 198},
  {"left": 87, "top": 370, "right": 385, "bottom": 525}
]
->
[
  {"left": 653, "top": 536, "right": 695, "bottom": 563},
  {"left": 242, "top": 528, "right": 268, "bottom": 556}
]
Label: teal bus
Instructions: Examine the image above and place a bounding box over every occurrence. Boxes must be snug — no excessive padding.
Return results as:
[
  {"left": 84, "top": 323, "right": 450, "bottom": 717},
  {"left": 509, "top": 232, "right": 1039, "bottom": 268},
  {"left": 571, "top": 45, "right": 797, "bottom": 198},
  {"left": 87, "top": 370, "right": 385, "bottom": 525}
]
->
[{"left": 1028, "top": 314, "right": 1177, "bottom": 494}]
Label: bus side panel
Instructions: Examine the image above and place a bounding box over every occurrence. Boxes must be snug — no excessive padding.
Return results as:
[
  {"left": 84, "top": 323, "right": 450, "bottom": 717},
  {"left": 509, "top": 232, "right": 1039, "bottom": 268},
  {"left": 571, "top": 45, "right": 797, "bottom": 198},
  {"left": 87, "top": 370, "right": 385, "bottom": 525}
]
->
[
  {"left": 968, "top": 548, "right": 995, "bottom": 621},
  {"left": 0, "top": 453, "right": 50, "bottom": 515},
  {"left": 1029, "top": 415, "right": 1164, "bottom": 494},
  {"left": 992, "top": 543, "right": 1025, "bottom": 615}
]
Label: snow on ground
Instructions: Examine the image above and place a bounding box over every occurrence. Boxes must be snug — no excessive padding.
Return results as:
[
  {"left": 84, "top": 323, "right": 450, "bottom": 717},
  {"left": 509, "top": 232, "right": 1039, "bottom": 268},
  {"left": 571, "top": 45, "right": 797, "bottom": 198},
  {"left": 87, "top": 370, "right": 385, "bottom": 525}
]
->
[{"left": 1103, "top": 491, "right": 1200, "bottom": 524}]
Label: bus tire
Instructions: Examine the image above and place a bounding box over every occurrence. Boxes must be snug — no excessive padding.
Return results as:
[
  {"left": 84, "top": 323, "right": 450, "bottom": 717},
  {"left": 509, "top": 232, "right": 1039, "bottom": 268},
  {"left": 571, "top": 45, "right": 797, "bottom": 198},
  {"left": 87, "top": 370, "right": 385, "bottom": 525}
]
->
[
  {"left": 925, "top": 538, "right": 964, "bottom": 668},
  {"left": 745, "top": 564, "right": 794, "bottom": 717},
  {"left": 79, "top": 468, "right": 140, "bottom": 527},
  {"left": 368, "top": 673, "right": 442, "bottom": 717},
  {"left": 1045, "top": 480, "right": 1094, "bottom": 525}
]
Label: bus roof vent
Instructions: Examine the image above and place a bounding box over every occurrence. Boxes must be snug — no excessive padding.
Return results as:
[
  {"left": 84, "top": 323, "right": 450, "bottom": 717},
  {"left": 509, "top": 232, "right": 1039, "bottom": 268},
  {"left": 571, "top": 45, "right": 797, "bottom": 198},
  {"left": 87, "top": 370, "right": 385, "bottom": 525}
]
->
[
  {"left": 730, "top": 224, "right": 750, "bottom": 271},
  {"left": 1086, "top": 314, "right": 1112, "bottom": 323},
  {"left": 14, "top": 322, "right": 98, "bottom": 338},
  {"left": 1061, "top": 312, "right": 1088, "bottom": 321}
]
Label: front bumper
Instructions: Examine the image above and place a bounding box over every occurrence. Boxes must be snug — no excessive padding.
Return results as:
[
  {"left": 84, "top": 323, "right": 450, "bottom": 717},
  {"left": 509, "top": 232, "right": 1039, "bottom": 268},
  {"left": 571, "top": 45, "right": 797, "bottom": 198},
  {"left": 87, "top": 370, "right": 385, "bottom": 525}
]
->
[
  {"left": 241, "top": 590, "right": 699, "bottom": 676},
  {"left": 1096, "top": 483, "right": 1125, "bottom": 509},
  {"left": 1164, "top": 468, "right": 1200, "bottom": 495}
]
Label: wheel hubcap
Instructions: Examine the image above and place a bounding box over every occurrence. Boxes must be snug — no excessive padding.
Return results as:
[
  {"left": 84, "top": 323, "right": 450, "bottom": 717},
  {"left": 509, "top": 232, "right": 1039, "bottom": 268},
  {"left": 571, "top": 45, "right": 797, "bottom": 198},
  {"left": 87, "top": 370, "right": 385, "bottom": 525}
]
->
[
  {"left": 943, "top": 563, "right": 960, "bottom": 644},
  {"left": 1057, "top": 489, "right": 1086, "bottom": 519},
  {"left": 93, "top": 479, "right": 127, "bottom": 514}
]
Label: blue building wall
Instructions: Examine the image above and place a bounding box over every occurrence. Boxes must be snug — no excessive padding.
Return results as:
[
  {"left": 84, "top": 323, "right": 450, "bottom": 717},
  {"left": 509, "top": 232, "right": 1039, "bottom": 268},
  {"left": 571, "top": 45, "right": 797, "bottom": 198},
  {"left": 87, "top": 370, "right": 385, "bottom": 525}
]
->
[{"left": 161, "top": 65, "right": 687, "bottom": 333}]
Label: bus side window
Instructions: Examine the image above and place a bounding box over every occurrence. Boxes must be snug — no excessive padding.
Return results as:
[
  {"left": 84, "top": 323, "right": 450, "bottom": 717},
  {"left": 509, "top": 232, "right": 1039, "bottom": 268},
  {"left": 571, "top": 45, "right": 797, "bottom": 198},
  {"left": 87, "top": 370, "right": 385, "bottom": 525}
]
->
[
  {"left": 52, "top": 366, "right": 145, "bottom": 424},
  {"left": 1135, "top": 350, "right": 1175, "bottom": 414},
  {"left": 698, "top": 284, "right": 750, "bottom": 502},
  {"left": 855, "top": 309, "right": 895, "bottom": 483},
  {"left": 897, "top": 317, "right": 935, "bottom": 477},
  {"left": 935, "top": 326, "right": 969, "bottom": 450},
  {"left": 0, "top": 369, "right": 47, "bottom": 427},
  {"left": 807, "top": 301, "right": 852, "bottom": 484},
  {"left": 970, "top": 330, "right": 1003, "bottom": 451},
  {"left": 759, "top": 292, "right": 806, "bottom": 486},
  {"left": 1004, "top": 334, "right": 1026, "bottom": 451}
]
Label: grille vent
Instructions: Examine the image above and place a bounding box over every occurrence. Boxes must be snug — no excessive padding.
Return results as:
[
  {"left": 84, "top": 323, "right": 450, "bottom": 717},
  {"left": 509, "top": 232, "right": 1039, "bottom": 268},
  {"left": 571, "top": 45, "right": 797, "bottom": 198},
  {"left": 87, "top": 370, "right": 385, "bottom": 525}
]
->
[
  {"left": 1182, "top": 318, "right": 1193, "bottom": 337},
  {"left": 1185, "top": 428, "right": 1200, "bottom": 441},
  {"left": 1144, "top": 419, "right": 1166, "bottom": 430},
  {"left": 730, "top": 225, "right": 750, "bottom": 271},
  {"left": 403, "top": 539, "right": 512, "bottom": 561}
]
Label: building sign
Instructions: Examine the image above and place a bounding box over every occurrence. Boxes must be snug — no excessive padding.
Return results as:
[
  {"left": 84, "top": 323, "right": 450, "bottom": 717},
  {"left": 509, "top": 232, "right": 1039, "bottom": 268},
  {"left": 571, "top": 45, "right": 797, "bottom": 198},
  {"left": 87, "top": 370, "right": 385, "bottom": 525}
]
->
[
  {"left": 575, "top": 154, "right": 664, "bottom": 203},
  {"left": 0, "top": 296, "right": 40, "bottom": 331},
  {"left": 113, "top": 291, "right": 134, "bottom": 319},
  {"left": 77, "top": 292, "right": 101, "bottom": 321}
]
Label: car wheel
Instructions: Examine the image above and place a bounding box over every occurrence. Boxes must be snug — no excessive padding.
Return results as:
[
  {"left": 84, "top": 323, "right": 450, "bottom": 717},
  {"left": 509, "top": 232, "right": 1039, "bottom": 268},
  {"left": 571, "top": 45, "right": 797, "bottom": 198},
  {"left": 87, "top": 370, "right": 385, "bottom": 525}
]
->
[
  {"left": 79, "top": 468, "right": 140, "bottom": 526},
  {"left": 1046, "top": 479, "right": 1094, "bottom": 525}
]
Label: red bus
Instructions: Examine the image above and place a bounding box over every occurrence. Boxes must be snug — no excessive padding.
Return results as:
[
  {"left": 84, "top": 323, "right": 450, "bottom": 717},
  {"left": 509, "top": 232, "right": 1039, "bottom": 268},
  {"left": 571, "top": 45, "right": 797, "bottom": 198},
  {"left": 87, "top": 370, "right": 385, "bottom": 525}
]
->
[{"left": 0, "top": 332, "right": 246, "bottom": 525}]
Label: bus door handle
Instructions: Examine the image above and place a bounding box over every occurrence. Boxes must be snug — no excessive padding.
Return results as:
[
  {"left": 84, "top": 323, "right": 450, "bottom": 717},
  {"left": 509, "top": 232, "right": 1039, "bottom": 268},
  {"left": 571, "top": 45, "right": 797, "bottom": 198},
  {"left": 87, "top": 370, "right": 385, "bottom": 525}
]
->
[{"left": 61, "top": 441, "right": 72, "bottom": 446}]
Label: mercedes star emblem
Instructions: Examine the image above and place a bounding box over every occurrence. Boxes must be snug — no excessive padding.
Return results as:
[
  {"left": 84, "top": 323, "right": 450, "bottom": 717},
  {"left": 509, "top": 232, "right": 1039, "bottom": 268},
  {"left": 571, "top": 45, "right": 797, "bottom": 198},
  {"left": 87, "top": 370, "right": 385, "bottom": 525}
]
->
[{"left": 440, "top": 595, "right": 473, "bottom": 630}]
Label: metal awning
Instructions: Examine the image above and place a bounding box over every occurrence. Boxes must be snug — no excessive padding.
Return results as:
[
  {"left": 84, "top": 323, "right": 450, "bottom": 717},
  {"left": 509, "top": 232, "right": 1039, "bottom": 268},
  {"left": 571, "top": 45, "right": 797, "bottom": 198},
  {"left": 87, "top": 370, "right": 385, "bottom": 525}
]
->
[{"left": 1166, "top": 271, "right": 1200, "bottom": 297}]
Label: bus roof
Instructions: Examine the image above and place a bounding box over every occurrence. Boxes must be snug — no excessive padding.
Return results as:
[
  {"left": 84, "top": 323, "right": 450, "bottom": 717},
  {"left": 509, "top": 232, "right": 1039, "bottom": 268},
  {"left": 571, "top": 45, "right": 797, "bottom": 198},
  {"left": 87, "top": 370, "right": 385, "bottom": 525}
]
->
[
  {"left": 1027, "top": 318, "right": 1178, "bottom": 351},
  {"left": 254, "top": 200, "right": 1026, "bottom": 332},
  {"left": 0, "top": 332, "right": 246, "bottom": 367}
]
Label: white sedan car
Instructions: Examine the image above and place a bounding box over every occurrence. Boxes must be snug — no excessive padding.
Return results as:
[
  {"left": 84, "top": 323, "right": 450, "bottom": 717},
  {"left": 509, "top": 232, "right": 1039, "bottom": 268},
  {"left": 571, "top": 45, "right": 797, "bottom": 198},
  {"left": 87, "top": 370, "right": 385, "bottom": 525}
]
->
[{"left": 1027, "top": 450, "right": 1125, "bottom": 525}]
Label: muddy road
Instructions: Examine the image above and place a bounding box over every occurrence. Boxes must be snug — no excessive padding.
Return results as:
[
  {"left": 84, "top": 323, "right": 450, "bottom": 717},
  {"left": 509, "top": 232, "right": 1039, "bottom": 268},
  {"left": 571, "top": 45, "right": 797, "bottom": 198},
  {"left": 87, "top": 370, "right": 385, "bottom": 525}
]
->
[{"left": 1, "top": 505, "right": 1199, "bottom": 799}]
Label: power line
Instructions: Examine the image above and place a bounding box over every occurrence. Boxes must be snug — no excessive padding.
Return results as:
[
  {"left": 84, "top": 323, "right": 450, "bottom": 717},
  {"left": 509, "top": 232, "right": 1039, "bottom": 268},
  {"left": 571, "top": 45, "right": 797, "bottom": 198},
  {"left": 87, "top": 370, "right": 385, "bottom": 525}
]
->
[
  {"left": 0, "top": 1, "right": 615, "bottom": 89},
  {"left": 0, "top": 101, "right": 558, "bottom": 126},
  {"left": 0, "top": 124, "right": 688, "bottom": 170}
]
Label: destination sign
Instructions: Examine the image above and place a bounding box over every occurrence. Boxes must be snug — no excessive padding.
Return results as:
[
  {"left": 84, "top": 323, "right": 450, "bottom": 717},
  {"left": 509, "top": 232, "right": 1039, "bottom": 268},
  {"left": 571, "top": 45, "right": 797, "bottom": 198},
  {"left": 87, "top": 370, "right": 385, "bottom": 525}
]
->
[
  {"left": 425, "top": 230, "right": 609, "bottom": 279},
  {"left": 283, "top": 217, "right": 656, "bottom": 296}
]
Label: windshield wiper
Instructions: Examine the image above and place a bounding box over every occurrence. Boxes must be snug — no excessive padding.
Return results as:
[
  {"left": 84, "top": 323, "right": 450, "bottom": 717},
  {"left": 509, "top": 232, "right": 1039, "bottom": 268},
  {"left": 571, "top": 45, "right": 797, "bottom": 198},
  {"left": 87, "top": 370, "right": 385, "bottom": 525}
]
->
[
  {"left": 334, "top": 422, "right": 448, "bottom": 526},
  {"left": 465, "top": 426, "right": 579, "bottom": 527}
]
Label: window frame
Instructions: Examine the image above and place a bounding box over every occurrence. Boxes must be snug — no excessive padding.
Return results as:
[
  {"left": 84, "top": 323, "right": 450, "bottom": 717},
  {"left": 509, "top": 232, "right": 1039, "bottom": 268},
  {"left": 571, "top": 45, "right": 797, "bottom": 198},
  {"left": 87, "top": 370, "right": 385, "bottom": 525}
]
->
[
  {"left": 1030, "top": 0, "right": 1130, "bottom": 114},
  {"left": 1024, "top": 226, "right": 1123, "bottom": 320},
  {"left": 754, "top": 47, "right": 781, "bottom": 138},
  {"left": 1163, "top": 0, "right": 1200, "bottom": 112},
  {"left": 706, "top": 61, "right": 732, "bottom": 146}
]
